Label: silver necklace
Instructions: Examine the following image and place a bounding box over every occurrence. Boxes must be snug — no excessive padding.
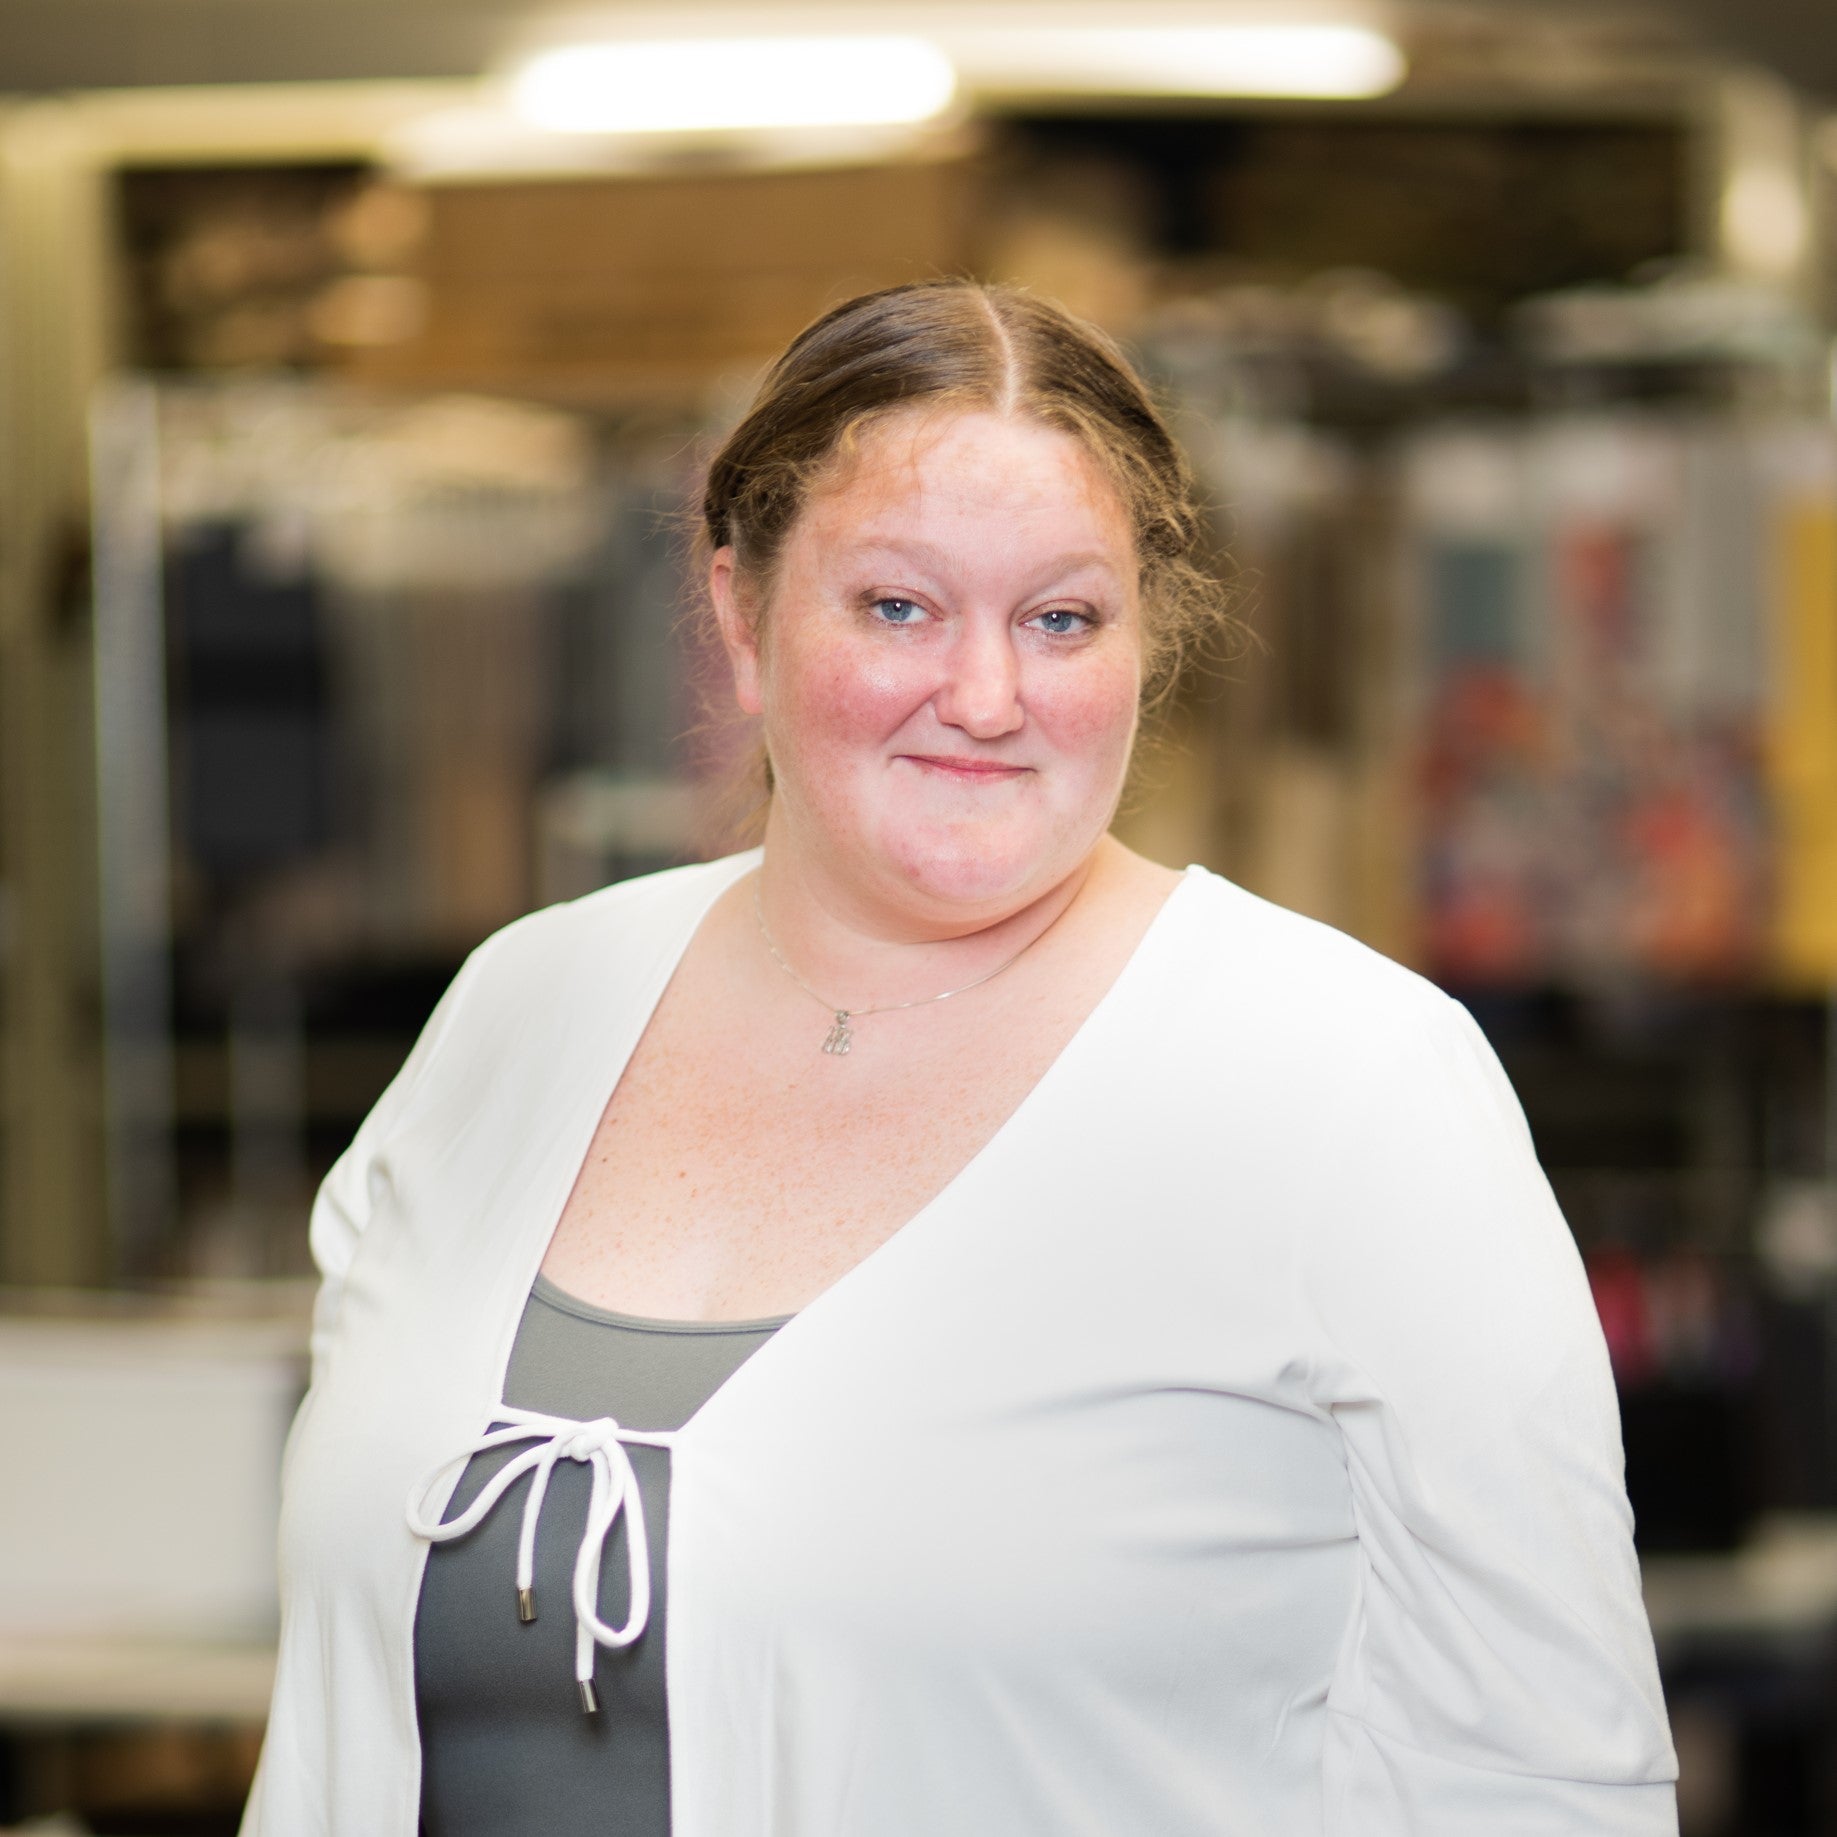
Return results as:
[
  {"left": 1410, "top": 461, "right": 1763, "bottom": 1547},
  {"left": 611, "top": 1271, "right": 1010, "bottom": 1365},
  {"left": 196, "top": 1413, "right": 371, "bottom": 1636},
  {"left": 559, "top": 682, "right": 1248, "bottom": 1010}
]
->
[{"left": 750, "top": 875, "right": 1058, "bottom": 1056}]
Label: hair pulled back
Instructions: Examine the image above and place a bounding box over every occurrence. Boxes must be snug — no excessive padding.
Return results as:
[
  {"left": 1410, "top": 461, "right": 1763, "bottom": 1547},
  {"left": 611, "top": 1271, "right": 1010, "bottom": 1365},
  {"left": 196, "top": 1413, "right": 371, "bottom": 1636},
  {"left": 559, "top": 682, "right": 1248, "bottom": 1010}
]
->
[{"left": 700, "top": 279, "right": 1230, "bottom": 713}]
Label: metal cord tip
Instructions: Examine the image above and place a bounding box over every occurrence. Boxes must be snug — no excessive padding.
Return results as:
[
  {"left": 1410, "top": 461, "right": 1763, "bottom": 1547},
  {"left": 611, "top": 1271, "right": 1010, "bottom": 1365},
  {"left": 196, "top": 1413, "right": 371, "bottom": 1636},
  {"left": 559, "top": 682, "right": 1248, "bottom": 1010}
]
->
[
  {"left": 578, "top": 1678, "right": 601, "bottom": 1715},
  {"left": 516, "top": 1587, "right": 536, "bottom": 1623}
]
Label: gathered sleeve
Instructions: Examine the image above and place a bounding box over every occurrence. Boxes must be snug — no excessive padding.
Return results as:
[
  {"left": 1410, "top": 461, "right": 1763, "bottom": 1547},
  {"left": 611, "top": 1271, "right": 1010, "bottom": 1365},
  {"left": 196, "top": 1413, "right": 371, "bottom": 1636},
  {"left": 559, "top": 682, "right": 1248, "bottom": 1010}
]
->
[{"left": 1304, "top": 986, "right": 1678, "bottom": 1833}]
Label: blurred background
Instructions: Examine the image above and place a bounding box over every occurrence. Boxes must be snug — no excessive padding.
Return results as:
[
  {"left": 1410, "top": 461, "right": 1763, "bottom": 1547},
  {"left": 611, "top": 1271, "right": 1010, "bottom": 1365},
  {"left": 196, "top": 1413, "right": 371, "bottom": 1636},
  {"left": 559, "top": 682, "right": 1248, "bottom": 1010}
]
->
[{"left": 2, "top": 0, "right": 1836, "bottom": 1830}]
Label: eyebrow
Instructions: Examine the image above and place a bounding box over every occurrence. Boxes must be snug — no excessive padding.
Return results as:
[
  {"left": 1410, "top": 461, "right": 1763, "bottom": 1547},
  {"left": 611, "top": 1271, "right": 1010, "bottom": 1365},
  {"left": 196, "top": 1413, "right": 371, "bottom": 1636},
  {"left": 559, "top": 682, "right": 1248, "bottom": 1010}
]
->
[{"left": 838, "top": 535, "right": 1124, "bottom": 586}]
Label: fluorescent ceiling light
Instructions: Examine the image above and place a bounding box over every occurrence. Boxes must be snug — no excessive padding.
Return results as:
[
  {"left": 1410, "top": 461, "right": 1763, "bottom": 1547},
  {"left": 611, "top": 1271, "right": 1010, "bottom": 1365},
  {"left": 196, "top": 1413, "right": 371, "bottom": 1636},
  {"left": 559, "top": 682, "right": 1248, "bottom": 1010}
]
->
[
  {"left": 961, "top": 25, "right": 1405, "bottom": 100},
  {"left": 510, "top": 35, "right": 958, "bottom": 135}
]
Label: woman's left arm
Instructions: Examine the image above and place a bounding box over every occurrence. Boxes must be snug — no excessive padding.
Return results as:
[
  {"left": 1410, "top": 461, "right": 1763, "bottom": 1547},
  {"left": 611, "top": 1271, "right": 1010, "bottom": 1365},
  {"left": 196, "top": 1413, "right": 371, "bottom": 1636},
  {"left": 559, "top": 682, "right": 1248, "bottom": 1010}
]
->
[{"left": 1307, "top": 986, "right": 1679, "bottom": 1834}]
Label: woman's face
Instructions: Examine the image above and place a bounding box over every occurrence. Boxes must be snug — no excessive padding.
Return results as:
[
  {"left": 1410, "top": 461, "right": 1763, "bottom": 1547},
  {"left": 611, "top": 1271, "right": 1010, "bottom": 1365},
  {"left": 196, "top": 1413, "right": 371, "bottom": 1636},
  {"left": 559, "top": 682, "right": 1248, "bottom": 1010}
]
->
[{"left": 714, "top": 406, "right": 1144, "bottom": 925}]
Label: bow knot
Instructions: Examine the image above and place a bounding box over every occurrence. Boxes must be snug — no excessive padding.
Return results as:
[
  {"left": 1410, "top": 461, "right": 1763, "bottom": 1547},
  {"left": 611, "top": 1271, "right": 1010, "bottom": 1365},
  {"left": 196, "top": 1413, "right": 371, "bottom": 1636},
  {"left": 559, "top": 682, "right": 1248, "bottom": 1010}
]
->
[{"left": 408, "top": 1405, "right": 678, "bottom": 1709}]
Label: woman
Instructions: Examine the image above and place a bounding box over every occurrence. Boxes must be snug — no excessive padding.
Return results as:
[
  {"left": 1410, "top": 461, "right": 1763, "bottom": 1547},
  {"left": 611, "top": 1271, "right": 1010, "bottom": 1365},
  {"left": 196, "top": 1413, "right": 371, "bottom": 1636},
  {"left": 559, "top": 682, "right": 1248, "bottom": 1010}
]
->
[{"left": 243, "top": 280, "right": 1678, "bottom": 1836}]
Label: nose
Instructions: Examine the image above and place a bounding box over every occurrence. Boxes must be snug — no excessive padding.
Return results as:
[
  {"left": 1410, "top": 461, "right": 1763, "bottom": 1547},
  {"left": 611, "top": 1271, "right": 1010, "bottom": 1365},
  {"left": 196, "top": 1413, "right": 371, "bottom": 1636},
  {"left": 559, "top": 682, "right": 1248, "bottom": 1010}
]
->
[{"left": 933, "top": 618, "right": 1024, "bottom": 740}]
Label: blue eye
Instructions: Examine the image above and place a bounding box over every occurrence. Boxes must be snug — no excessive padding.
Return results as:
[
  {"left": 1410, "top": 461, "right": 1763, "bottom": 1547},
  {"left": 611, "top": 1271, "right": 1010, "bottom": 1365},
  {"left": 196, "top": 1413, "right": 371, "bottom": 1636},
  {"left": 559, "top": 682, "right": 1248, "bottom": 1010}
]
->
[
  {"left": 1032, "top": 608, "right": 1091, "bottom": 636},
  {"left": 870, "top": 597, "right": 925, "bottom": 625}
]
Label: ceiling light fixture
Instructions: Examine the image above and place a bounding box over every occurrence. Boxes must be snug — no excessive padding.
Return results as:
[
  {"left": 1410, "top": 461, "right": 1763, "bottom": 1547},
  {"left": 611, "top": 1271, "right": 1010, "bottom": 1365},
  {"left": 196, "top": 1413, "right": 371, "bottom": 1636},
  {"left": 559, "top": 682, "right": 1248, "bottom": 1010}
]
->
[
  {"left": 960, "top": 25, "right": 1406, "bottom": 101},
  {"left": 509, "top": 35, "right": 959, "bottom": 136}
]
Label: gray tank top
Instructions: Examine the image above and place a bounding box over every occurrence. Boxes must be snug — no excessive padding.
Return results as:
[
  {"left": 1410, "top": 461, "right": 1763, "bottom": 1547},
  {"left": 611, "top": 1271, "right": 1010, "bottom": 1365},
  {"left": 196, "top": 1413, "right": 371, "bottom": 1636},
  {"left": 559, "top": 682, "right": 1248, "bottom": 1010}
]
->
[{"left": 414, "top": 1276, "right": 787, "bottom": 1836}]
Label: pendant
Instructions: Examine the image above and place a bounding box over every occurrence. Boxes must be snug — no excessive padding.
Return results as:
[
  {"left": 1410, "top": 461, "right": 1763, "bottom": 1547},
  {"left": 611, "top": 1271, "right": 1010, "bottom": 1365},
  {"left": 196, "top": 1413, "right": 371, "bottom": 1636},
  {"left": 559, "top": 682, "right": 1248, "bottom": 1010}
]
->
[{"left": 822, "top": 1011, "right": 853, "bottom": 1055}]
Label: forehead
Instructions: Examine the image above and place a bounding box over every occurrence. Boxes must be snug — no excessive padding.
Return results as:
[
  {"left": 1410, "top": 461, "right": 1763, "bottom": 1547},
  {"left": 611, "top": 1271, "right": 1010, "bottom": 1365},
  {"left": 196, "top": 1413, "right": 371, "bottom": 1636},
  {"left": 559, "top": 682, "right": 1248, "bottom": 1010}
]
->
[{"left": 798, "top": 406, "right": 1132, "bottom": 551}]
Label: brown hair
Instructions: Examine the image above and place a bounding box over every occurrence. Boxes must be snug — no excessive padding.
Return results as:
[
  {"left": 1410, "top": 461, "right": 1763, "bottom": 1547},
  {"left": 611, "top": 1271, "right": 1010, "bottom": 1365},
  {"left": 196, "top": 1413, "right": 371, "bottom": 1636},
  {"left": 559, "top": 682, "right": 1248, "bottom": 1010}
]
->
[{"left": 700, "top": 278, "right": 1235, "bottom": 712}]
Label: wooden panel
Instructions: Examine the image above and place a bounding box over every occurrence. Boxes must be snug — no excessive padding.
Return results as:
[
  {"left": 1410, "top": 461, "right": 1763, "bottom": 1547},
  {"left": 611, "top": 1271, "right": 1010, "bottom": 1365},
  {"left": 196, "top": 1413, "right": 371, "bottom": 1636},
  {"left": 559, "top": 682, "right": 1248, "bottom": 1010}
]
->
[
  {"left": 0, "top": 105, "right": 115, "bottom": 1285},
  {"left": 343, "top": 157, "right": 977, "bottom": 400}
]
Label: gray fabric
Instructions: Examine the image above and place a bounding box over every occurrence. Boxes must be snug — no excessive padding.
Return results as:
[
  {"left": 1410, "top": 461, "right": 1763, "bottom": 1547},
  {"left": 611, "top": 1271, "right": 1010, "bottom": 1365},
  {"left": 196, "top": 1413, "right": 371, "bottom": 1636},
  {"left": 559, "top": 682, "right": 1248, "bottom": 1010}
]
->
[{"left": 415, "top": 1277, "right": 787, "bottom": 1836}]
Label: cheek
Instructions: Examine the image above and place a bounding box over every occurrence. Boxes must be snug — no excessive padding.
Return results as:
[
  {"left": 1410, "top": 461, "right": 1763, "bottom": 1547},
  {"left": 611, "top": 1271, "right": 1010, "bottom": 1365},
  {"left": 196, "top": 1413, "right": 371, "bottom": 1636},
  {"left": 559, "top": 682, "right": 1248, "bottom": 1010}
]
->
[
  {"left": 1032, "top": 653, "right": 1142, "bottom": 764},
  {"left": 773, "top": 638, "right": 924, "bottom": 746}
]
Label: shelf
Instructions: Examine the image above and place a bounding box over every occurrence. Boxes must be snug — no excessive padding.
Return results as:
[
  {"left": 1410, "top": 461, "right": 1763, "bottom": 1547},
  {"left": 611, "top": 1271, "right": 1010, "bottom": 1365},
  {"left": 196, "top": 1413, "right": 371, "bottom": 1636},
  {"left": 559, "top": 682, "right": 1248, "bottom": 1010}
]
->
[{"left": 0, "top": 1634, "right": 275, "bottom": 1726}]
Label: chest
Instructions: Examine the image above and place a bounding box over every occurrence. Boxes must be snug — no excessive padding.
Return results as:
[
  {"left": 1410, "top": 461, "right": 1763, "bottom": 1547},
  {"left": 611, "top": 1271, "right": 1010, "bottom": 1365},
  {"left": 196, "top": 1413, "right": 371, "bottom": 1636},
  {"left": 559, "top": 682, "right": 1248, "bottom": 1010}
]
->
[{"left": 541, "top": 963, "right": 1102, "bottom": 1320}]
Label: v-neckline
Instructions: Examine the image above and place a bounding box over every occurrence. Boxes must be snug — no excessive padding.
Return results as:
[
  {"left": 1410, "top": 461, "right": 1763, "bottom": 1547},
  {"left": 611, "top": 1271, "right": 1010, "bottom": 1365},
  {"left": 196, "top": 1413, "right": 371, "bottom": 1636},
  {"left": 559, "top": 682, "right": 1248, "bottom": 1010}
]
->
[
  {"left": 677, "top": 859, "right": 1204, "bottom": 1436},
  {"left": 515, "top": 851, "right": 1202, "bottom": 1424}
]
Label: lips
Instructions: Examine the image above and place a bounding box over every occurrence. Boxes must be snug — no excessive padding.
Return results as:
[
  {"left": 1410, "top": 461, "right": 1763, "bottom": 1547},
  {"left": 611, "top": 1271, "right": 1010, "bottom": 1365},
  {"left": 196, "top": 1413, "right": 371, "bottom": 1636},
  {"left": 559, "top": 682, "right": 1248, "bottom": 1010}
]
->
[{"left": 901, "top": 754, "right": 1031, "bottom": 780}]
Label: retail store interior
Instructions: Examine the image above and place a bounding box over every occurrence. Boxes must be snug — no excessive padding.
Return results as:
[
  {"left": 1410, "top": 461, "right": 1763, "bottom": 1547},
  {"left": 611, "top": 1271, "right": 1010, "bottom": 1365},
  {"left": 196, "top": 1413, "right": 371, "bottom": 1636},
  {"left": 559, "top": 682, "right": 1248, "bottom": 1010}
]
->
[{"left": 3, "top": 0, "right": 1837, "bottom": 1830}]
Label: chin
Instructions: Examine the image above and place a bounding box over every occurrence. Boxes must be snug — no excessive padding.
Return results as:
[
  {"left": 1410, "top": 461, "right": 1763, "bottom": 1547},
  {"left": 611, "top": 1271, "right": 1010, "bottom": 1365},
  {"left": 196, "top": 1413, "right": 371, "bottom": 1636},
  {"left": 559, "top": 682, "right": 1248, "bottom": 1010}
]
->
[{"left": 878, "top": 819, "right": 1088, "bottom": 913}]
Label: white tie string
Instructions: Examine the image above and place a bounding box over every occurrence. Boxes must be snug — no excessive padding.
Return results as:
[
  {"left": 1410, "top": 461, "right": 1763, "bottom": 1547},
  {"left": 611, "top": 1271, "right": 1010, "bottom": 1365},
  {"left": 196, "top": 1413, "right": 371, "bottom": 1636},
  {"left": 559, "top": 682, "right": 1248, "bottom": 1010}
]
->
[{"left": 407, "top": 1405, "right": 677, "bottom": 1712}]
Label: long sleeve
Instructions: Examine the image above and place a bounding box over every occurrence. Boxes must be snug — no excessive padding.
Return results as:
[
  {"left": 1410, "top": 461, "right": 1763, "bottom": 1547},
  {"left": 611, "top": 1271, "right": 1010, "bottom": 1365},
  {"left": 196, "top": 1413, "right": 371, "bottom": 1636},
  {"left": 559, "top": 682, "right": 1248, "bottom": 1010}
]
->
[
  {"left": 304, "top": 938, "right": 496, "bottom": 1386},
  {"left": 1306, "top": 986, "right": 1678, "bottom": 1833}
]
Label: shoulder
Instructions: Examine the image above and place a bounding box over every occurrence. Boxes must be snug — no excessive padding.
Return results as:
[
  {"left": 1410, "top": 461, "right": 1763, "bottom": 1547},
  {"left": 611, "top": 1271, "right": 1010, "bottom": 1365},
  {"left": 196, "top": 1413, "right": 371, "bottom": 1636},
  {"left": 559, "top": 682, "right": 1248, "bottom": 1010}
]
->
[
  {"left": 1165, "top": 875, "right": 1574, "bottom": 1310},
  {"left": 410, "top": 849, "right": 761, "bottom": 1061},
  {"left": 1151, "top": 867, "right": 1536, "bottom": 1178},
  {"left": 475, "top": 848, "right": 757, "bottom": 975},
  {"left": 1166, "top": 867, "right": 1478, "bottom": 1081}
]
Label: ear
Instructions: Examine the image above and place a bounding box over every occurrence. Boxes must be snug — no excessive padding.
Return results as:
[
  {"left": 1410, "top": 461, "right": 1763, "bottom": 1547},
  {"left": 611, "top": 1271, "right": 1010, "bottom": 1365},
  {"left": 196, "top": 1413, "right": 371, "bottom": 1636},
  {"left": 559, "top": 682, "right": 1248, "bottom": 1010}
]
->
[{"left": 709, "top": 546, "right": 765, "bottom": 716}]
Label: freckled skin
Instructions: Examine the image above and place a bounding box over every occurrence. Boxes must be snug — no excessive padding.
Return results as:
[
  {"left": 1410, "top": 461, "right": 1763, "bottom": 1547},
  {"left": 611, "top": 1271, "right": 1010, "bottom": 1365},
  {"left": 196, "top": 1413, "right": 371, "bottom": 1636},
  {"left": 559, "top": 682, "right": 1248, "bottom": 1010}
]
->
[
  {"left": 540, "top": 408, "right": 1183, "bottom": 1322},
  {"left": 728, "top": 408, "right": 1146, "bottom": 933}
]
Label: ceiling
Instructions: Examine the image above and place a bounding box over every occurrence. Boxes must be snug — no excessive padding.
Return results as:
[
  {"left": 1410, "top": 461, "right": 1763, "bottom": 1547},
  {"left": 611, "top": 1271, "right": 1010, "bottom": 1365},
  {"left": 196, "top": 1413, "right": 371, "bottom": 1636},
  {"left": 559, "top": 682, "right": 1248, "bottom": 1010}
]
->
[{"left": 0, "top": 0, "right": 1830, "bottom": 106}]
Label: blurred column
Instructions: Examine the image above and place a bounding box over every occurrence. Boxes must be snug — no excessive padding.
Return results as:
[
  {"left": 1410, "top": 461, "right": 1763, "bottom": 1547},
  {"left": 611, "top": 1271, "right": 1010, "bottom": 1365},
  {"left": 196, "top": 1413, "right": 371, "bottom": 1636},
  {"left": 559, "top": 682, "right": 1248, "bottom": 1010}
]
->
[
  {"left": 0, "top": 103, "right": 118, "bottom": 1285},
  {"left": 1698, "top": 70, "right": 1819, "bottom": 307},
  {"left": 90, "top": 379, "right": 177, "bottom": 1277}
]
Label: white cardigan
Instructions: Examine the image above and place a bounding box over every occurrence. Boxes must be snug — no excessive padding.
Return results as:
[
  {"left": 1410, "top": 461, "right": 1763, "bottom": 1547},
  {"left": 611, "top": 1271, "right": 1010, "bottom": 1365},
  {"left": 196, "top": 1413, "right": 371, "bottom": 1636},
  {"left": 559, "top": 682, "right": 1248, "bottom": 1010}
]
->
[{"left": 242, "top": 850, "right": 1679, "bottom": 1836}]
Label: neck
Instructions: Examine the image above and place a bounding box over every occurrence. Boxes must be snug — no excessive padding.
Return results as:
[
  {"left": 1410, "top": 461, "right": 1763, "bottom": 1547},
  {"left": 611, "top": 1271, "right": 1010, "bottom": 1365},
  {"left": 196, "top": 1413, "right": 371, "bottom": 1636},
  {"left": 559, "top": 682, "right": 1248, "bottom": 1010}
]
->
[{"left": 751, "top": 821, "right": 1114, "bottom": 1014}]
